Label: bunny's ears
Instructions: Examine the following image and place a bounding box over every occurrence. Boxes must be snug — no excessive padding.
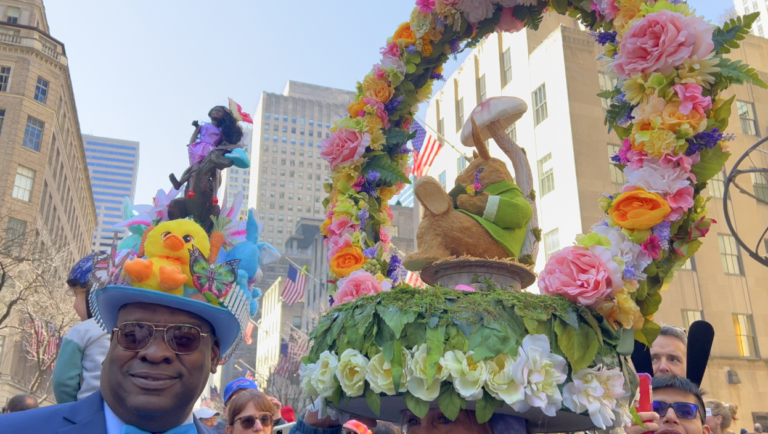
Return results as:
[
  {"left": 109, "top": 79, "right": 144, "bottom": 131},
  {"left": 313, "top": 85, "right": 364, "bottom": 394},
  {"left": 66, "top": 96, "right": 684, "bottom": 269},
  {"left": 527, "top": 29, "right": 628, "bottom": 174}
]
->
[{"left": 470, "top": 117, "right": 492, "bottom": 160}]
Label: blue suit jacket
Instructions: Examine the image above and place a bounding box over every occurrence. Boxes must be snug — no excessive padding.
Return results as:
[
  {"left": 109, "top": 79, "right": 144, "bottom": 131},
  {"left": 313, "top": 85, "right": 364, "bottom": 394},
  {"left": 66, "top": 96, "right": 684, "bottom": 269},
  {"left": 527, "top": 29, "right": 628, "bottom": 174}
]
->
[{"left": 0, "top": 390, "right": 216, "bottom": 434}]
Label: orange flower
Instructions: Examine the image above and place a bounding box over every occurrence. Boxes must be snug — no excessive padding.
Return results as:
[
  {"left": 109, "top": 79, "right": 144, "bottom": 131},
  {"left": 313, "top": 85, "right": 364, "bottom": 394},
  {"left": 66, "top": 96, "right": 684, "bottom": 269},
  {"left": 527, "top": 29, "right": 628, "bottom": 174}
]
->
[
  {"left": 661, "top": 101, "right": 707, "bottom": 133},
  {"left": 330, "top": 246, "right": 365, "bottom": 277},
  {"left": 393, "top": 22, "right": 416, "bottom": 46},
  {"left": 363, "top": 76, "right": 394, "bottom": 103},
  {"left": 595, "top": 290, "right": 645, "bottom": 330},
  {"left": 347, "top": 100, "right": 366, "bottom": 118},
  {"left": 609, "top": 188, "right": 671, "bottom": 230},
  {"left": 320, "top": 218, "right": 332, "bottom": 236},
  {"left": 421, "top": 36, "right": 433, "bottom": 57}
]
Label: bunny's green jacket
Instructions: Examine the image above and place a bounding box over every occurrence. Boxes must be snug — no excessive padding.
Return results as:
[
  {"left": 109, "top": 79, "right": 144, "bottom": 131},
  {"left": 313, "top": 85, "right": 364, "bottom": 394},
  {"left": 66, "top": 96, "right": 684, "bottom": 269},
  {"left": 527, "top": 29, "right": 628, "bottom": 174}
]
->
[{"left": 457, "top": 180, "right": 533, "bottom": 258}]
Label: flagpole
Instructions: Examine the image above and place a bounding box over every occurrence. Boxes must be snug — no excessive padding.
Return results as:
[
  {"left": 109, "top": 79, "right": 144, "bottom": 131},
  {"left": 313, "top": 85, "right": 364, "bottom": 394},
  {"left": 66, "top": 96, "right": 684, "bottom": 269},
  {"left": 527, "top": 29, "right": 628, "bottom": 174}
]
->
[
  {"left": 236, "top": 359, "right": 256, "bottom": 373},
  {"left": 414, "top": 115, "right": 470, "bottom": 158},
  {"left": 284, "top": 257, "right": 322, "bottom": 284}
]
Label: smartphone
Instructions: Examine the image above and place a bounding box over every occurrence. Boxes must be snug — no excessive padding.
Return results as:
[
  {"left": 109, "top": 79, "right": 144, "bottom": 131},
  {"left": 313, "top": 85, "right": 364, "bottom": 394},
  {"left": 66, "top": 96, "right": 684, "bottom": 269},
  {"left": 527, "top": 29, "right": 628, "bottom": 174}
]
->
[
  {"left": 637, "top": 373, "right": 653, "bottom": 433},
  {"left": 274, "top": 422, "right": 297, "bottom": 434}
]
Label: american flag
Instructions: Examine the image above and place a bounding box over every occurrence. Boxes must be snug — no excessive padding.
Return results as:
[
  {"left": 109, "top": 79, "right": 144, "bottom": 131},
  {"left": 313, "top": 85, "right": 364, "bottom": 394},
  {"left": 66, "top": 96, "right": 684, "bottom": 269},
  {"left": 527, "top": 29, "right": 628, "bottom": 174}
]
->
[
  {"left": 244, "top": 321, "right": 255, "bottom": 345},
  {"left": 281, "top": 265, "right": 307, "bottom": 305},
  {"left": 240, "top": 365, "right": 255, "bottom": 381},
  {"left": 210, "top": 385, "right": 221, "bottom": 402},
  {"left": 275, "top": 335, "right": 309, "bottom": 378},
  {"left": 411, "top": 121, "right": 443, "bottom": 178},
  {"left": 405, "top": 271, "right": 426, "bottom": 288}
]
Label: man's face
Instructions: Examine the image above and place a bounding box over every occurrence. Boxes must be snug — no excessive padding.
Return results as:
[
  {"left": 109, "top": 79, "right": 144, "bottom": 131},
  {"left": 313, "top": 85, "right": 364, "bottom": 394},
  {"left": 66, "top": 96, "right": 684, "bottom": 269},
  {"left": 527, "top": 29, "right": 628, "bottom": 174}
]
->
[
  {"left": 202, "top": 416, "right": 218, "bottom": 428},
  {"left": 651, "top": 335, "right": 687, "bottom": 377},
  {"left": 101, "top": 303, "right": 220, "bottom": 431},
  {"left": 403, "top": 409, "right": 490, "bottom": 434},
  {"left": 654, "top": 388, "right": 710, "bottom": 434}
]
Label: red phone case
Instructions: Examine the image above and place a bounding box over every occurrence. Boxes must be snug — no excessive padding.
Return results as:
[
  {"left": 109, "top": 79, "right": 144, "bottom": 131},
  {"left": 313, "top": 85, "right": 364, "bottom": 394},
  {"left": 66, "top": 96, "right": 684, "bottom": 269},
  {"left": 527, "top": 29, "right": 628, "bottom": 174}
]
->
[{"left": 637, "top": 373, "right": 653, "bottom": 433}]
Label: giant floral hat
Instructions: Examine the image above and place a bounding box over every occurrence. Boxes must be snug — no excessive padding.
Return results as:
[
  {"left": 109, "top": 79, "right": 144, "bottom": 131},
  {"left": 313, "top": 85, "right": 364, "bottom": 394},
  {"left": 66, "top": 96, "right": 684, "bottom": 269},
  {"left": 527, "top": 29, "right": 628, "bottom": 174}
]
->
[{"left": 299, "top": 0, "right": 753, "bottom": 430}]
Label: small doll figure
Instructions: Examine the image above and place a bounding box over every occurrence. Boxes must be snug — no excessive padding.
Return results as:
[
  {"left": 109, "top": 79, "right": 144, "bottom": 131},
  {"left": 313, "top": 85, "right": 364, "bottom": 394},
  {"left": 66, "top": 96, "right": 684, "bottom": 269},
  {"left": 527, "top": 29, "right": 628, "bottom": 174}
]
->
[{"left": 170, "top": 105, "right": 243, "bottom": 203}]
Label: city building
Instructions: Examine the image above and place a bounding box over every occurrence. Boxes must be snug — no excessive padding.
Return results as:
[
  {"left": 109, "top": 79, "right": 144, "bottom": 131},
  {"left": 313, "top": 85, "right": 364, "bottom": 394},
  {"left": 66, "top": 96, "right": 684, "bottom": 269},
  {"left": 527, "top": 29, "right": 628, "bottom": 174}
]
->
[
  {"left": 733, "top": 0, "right": 767, "bottom": 38},
  {"left": 0, "top": 0, "right": 96, "bottom": 405},
  {"left": 253, "top": 276, "right": 305, "bottom": 410},
  {"left": 421, "top": 14, "right": 768, "bottom": 423},
  {"left": 83, "top": 134, "right": 139, "bottom": 251},
  {"left": 248, "top": 82, "right": 355, "bottom": 267},
  {"left": 222, "top": 126, "right": 253, "bottom": 221}
]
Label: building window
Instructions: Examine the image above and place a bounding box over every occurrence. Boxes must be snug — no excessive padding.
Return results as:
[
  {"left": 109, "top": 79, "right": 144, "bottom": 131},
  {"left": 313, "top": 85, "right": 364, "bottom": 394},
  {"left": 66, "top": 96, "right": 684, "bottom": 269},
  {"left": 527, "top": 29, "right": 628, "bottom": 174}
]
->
[
  {"left": 0, "top": 66, "right": 10, "bottom": 92},
  {"left": 608, "top": 144, "right": 628, "bottom": 185},
  {"left": 34, "top": 77, "right": 49, "bottom": 104},
  {"left": 710, "top": 169, "right": 726, "bottom": 199},
  {"left": 598, "top": 72, "right": 618, "bottom": 110},
  {"left": 456, "top": 97, "right": 464, "bottom": 132},
  {"left": 12, "top": 166, "right": 35, "bottom": 202},
  {"left": 752, "top": 171, "right": 768, "bottom": 203},
  {"left": 544, "top": 228, "right": 560, "bottom": 260},
  {"left": 738, "top": 101, "right": 758, "bottom": 136},
  {"left": 6, "top": 6, "right": 19, "bottom": 24},
  {"left": 538, "top": 153, "right": 555, "bottom": 197},
  {"left": 680, "top": 257, "right": 695, "bottom": 271},
  {"left": 6, "top": 217, "right": 26, "bottom": 255},
  {"left": 478, "top": 74, "right": 487, "bottom": 102},
  {"left": 501, "top": 48, "right": 512, "bottom": 87},
  {"left": 733, "top": 314, "right": 757, "bottom": 357},
  {"left": 293, "top": 316, "right": 302, "bottom": 328},
  {"left": 439, "top": 171, "right": 447, "bottom": 190},
  {"left": 458, "top": 156, "right": 468, "bottom": 173},
  {"left": 533, "top": 84, "right": 548, "bottom": 126},
  {"left": 718, "top": 234, "right": 743, "bottom": 275},
  {"left": 22, "top": 116, "right": 44, "bottom": 151},
  {"left": 681, "top": 310, "right": 702, "bottom": 329},
  {"left": 506, "top": 123, "right": 516, "bottom": 142}
]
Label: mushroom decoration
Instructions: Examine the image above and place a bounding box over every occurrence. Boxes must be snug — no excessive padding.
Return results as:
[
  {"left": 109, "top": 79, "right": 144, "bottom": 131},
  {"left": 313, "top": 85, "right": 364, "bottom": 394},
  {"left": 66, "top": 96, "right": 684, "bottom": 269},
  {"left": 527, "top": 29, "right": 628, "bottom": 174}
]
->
[{"left": 460, "top": 96, "right": 539, "bottom": 264}]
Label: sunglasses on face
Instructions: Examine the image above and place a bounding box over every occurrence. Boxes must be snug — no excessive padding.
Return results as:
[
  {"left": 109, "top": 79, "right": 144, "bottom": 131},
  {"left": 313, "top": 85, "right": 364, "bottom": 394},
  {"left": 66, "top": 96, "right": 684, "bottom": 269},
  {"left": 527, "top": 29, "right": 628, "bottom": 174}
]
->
[
  {"left": 653, "top": 401, "right": 702, "bottom": 422},
  {"left": 234, "top": 414, "right": 273, "bottom": 429},
  {"left": 113, "top": 322, "right": 209, "bottom": 355}
]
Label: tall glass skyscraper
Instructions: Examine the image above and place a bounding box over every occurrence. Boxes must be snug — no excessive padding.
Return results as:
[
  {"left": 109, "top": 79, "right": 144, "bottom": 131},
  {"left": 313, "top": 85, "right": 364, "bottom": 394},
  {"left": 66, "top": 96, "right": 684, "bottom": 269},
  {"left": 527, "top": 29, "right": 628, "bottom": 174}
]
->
[{"left": 83, "top": 134, "right": 140, "bottom": 251}]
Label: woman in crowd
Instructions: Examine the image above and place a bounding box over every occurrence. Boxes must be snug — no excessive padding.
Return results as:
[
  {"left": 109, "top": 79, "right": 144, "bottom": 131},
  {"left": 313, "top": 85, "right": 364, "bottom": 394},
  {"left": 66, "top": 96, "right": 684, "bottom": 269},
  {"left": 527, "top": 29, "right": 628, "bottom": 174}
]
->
[
  {"left": 706, "top": 400, "right": 739, "bottom": 434},
  {"left": 226, "top": 389, "right": 276, "bottom": 434}
]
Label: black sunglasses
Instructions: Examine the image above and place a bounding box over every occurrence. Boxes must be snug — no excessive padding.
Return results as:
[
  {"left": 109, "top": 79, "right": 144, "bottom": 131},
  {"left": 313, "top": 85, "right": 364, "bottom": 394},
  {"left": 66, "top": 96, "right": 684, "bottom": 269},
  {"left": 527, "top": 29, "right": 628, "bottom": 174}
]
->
[
  {"left": 113, "top": 322, "right": 209, "bottom": 355},
  {"left": 653, "top": 401, "right": 702, "bottom": 422},
  {"left": 234, "top": 414, "right": 273, "bottom": 429}
]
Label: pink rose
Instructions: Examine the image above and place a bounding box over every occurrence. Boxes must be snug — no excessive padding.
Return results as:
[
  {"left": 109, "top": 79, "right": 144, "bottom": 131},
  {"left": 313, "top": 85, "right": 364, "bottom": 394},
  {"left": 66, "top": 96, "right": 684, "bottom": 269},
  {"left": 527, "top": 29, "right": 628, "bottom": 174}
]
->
[
  {"left": 380, "top": 42, "right": 401, "bottom": 59},
  {"left": 321, "top": 128, "right": 370, "bottom": 170},
  {"left": 379, "top": 226, "right": 392, "bottom": 245},
  {"left": 614, "top": 10, "right": 714, "bottom": 79},
  {"left": 665, "top": 185, "right": 694, "bottom": 222},
  {"left": 333, "top": 270, "right": 384, "bottom": 306},
  {"left": 327, "top": 217, "right": 358, "bottom": 240},
  {"left": 673, "top": 83, "right": 712, "bottom": 116},
  {"left": 496, "top": 8, "right": 525, "bottom": 33},
  {"left": 327, "top": 234, "right": 353, "bottom": 261},
  {"left": 641, "top": 235, "right": 662, "bottom": 259},
  {"left": 660, "top": 153, "right": 699, "bottom": 182},
  {"left": 591, "top": 0, "right": 619, "bottom": 21},
  {"left": 538, "top": 246, "right": 623, "bottom": 306}
]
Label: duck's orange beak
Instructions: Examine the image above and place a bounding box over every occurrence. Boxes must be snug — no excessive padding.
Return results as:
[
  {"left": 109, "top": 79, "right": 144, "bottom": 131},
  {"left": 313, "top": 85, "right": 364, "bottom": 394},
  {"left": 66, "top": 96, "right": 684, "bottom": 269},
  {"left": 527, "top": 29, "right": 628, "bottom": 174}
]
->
[{"left": 162, "top": 234, "right": 185, "bottom": 252}]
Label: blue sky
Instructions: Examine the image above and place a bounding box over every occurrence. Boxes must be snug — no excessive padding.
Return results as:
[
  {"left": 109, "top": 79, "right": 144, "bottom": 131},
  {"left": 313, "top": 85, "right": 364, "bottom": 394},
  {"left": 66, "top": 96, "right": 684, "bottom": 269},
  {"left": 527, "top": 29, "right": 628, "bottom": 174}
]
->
[{"left": 45, "top": 0, "right": 724, "bottom": 205}]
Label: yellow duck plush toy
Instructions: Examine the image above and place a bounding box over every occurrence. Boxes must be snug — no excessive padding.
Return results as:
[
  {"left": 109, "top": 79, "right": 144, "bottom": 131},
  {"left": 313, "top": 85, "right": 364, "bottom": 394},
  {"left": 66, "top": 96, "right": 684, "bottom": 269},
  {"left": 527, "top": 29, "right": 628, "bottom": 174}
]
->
[{"left": 123, "top": 220, "right": 211, "bottom": 296}]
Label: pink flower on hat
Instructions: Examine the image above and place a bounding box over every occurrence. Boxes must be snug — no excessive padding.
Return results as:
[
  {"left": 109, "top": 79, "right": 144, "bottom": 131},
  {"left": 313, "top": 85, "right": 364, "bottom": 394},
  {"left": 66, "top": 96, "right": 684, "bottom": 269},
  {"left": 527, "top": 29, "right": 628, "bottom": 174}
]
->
[
  {"left": 665, "top": 185, "right": 694, "bottom": 222},
  {"left": 538, "top": 246, "right": 622, "bottom": 307},
  {"left": 321, "top": 128, "right": 370, "bottom": 170},
  {"left": 614, "top": 10, "right": 714, "bottom": 79},
  {"left": 641, "top": 235, "right": 662, "bottom": 259},
  {"left": 334, "top": 270, "right": 385, "bottom": 306},
  {"left": 673, "top": 83, "right": 712, "bottom": 116}
]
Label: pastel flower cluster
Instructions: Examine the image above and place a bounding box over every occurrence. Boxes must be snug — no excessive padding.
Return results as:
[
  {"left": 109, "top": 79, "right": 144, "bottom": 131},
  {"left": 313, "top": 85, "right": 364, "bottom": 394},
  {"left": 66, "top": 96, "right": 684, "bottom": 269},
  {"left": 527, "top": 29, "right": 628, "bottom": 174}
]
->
[{"left": 300, "top": 335, "right": 623, "bottom": 418}]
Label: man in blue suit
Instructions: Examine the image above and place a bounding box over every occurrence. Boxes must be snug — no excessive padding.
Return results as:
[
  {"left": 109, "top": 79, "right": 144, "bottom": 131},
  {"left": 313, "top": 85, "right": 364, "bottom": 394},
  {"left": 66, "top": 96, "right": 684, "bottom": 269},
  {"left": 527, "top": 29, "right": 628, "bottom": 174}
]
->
[{"left": 2, "top": 236, "right": 250, "bottom": 433}]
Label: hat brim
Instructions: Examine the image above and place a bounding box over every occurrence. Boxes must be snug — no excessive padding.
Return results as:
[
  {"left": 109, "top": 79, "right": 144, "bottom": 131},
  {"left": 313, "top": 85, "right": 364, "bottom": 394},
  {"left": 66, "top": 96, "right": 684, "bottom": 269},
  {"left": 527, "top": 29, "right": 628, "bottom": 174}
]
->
[
  {"left": 332, "top": 396, "right": 601, "bottom": 433},
  {"left": 95, "top": 285, "right": 241, "bottom": 357}
]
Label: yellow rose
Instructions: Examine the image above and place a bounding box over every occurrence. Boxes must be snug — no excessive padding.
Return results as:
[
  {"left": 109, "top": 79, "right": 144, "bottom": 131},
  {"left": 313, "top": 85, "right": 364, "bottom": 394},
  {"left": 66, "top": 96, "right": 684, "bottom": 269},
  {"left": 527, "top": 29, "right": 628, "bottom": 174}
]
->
[
  {"left": 595, "top": 290, "right": 644, "bottom": 330},
  {"left": 661, "top": 101, "right": 707, "bottom": 134},
  {"left": 609, "top": 188, "right": 671, "bottom": 230},
  {"left": 320, "top": 218, "right": 332, "bottom": 236},
  {"left": 363, "top": 76, "right": 394, "bottom": 104},
  {"left": 392, "top": 22, "right": 417, "bottom": 46},
  {"left": 347, "top": 100, "right": 366, "bottom": 118},
  {"left": 330, "top": 246, "right": 365, "bottom": 277}
]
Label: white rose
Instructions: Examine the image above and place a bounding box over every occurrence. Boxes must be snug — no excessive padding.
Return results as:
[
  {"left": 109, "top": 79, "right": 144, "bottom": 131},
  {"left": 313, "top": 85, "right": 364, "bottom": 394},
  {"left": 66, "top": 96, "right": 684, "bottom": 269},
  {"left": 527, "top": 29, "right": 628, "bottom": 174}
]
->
[
  {"left": 563, "top": 365, "right": 627, "bottom": 429},
  {"left": 410, "top": 9, "right": 434, "bottom": 38},
  {"left": 300, "top": 363, "right": 319, "bottom": 397},
  {"left": 510, "top": 334, "right": 568, "bottom": 416},
  {"left": 311, "top": 351, "right": 339, "bottom": 398},
  {"left": 336, "top": 349, "right": 369, "bottom": 397},
  {"left": 456, "top": 0, "right": 495, "bottom": 23},
  {"left": 484, "top": 353, "right": 525, "bottom": 405},
  {"left": 592, "top": 223, "right": 652, "bottom": 280},
  {"left": 366, "top": 351, "right": 411, "bottom": 395},
  {"left": 443, "top": 350, "right": 488, "bottom": 400},
  {"left": 408, "top": 344, "right": 449, "bottom": 401}
]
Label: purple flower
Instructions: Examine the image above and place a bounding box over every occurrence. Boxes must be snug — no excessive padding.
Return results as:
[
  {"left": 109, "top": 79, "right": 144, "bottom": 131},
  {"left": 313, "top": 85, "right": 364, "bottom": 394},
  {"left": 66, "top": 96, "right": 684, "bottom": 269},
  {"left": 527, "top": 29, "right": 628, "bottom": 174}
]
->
[
  {"left": 385, "top": 95, "right": 404, "bottom": 115},
  {"left": 430, "top": 71, "right": 445, "bottom": 81},
  {"left": 358, "top": 207, "right": 370, "bottom": 228},
  {"left": 397, "top": 144, "right": 413, "bottom": 155},
  {"left": 361, "top": 182, "right": 378, "bottom": 198},
  {"left": 685, "top": 128, "right": 730, "bottom": 156},
  {"left": 363, "top": 246, "right": 379, "bottom": 258},
  {"left": 610, "top": 153, "right": 622, "bottom": 164},
  {"left": 366, "top": 171, "right": 381, "bottom": 183},
  {"left": 406, "top": 45, "right": 417, "bottom": 55},
  {"left": 623, "top": 265, "right": 638, "bottom": 281},
  {"left": 387, "top": 255, "right": 402, "bottom": 283},
  {"left": 449, "top": 38, "right": 461, "bottom": 55},
  {"left": 653, "top": 221, "right": 671, "bottom": 241},
  {"left": 329, "top": 295, "right": 335, "bottom": 306},
  {"left": 617, "top": 111, "right": 634, "bottom": 127},
  {"left": 590, "top": 31, "right": 617, "bottom": 46},
  {"left": 436, "top": 17, "right": 447, "bottom": 28}
]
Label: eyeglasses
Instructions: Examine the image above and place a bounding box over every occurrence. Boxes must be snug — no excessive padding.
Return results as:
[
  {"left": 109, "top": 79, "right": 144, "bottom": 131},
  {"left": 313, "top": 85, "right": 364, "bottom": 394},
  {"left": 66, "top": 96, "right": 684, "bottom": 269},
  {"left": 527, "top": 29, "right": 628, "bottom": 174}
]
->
[
  {"left": 653, "top": 401, "right": 702, "bottom": 422},
  {"left": 234, "top": 414, "right": 273, "bottom": 429},
  {"left": 113, "top": 322, "right": 209, "bottom": 355}
]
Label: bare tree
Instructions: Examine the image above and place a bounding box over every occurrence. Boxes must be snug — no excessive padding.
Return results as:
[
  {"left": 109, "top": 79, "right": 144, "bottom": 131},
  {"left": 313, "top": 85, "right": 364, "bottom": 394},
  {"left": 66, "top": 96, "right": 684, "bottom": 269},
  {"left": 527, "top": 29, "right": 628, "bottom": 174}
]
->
[{"left": 718, "top": 6, "right": 738, "bottom": 24}]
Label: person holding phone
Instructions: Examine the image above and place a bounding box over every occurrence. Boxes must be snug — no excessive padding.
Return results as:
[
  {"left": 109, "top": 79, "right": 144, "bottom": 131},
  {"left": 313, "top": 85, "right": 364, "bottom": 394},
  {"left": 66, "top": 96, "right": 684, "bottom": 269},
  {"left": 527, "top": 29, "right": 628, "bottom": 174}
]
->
[
  {"left": 226, "top": 389, "right": 276, "bottom": 434},
  {"left": 625, "top": 375, "right": 710, "bottom": 434}
]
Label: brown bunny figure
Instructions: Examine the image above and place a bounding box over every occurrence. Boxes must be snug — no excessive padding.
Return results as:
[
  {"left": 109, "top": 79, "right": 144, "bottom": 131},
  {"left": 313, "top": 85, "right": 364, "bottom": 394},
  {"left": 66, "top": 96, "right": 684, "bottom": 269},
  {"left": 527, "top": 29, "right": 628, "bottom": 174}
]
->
[{"left": 403, "top": 118, "right": 533, "bottom": 271}]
